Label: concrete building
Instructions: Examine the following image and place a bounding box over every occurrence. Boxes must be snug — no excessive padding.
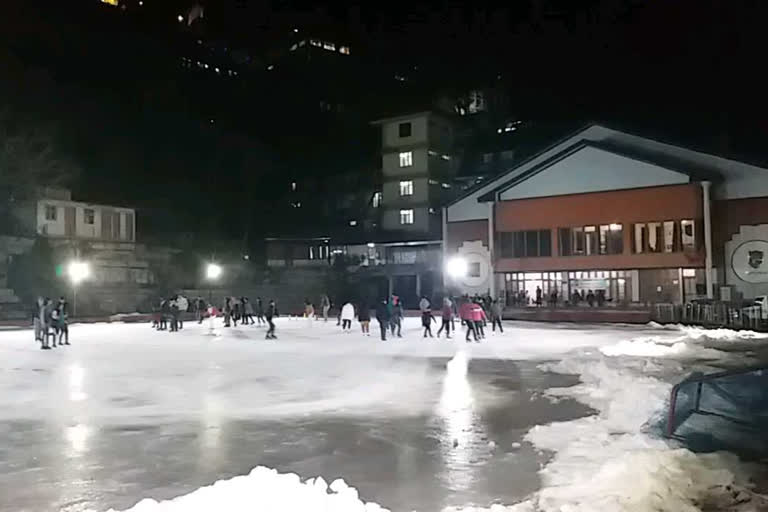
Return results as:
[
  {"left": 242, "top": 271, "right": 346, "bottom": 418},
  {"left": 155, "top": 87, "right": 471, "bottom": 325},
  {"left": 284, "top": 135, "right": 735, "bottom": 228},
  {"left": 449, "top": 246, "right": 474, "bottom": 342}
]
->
[
  {"left": 444, "top": 124, "right": 768, "bottom": 305},
  {"left": 371, "top": 112, "right": 459, "bottom": 236}
]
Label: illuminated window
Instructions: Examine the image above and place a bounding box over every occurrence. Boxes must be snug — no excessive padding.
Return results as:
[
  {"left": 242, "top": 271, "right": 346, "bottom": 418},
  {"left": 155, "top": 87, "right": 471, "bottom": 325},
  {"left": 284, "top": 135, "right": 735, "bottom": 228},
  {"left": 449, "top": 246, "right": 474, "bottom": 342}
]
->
[
  {"left": 399, "top": 180, "right": 413, "bottom": 196},
  {"left": 399, "top": 151, "right": 413, "bottom": 167},
  {"left": 349, "top": 220, "right": 357, "bottom": 226},
  {"left": 399, "top": 209, "right": 414, "bottom": 225},
  {"left": 84, "top": 209, "right": 95, "bottom": 225},
  {"left": 299, "top": 40, "right": 306, "bottom": 47},
  {"left": 290, "top": 44, "right": 298, "bottom": 51},
  {"left": 101, "top": 0, "right": 119, "bottom": 5},
  {"left": 372, "top": 192, "right": 382, "bottom": 208},
  {"left": 45, "top": 205, "right": 57, "bottom": 221},
  {"left": 339, "top": 46, "right": 351, "bottom": 55},
  {"left": 310, "top": 40, "right": 322, "bottom": 47},
  {"left": 291, "top": 182, "right": 297, "bottom": 191},
  {"left": 323, "top": 42, "right": 336, "bottom": 51}
]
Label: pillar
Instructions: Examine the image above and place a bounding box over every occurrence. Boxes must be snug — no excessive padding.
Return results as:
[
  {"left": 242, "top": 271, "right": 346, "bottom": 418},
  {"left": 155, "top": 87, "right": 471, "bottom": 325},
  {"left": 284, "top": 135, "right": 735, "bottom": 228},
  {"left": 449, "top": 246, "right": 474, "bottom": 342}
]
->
[
  {"left": 442, "top": 207, "right": 448, "bottom": 289},
  {"left": 487, "top": 201, "right": 496, "bottom": 297},
  {"left": 415, "top": 273, "right": 422, "bottom": 297},
  {"left": 702, "top": 181, "right": 714, "bottom": 299}
]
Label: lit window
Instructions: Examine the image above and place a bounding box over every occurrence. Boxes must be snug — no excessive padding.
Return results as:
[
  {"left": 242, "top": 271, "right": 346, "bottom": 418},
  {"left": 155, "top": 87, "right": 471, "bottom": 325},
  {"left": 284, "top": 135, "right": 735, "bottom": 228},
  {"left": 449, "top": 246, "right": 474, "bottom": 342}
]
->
[
  {"left": 177, "top": 14, "right": 184, "bottom": 23},
  {"left": 299, "top": 40, "right": 306, "bottom": 47},
  {"left": 399, "top": 209, "right": 414, "bottom": 225},
  {"left": 84, "top": 209, "right": 95, "bottom": 225},
  {"left": 399, "top": 122, "right": 412, "bottom": 138},
  {"left": 267, "top": 65, "right": 274, "bottom": 71},
  {"left": 372, "top": 191, "right": 382, "bottom": 208},
  {"left": 101, "top": 0, "right": 118, "bottom": 5},
  {"left": 441, "top": 182, "right": 452, "bottom": 189},
  {"left": 349, "top": 220, "right": 357, "bottom": 226},
  {"left": 441, "top": 154, "right": 451, "bottom": 161},
  {"left": 45, "top": 205, "right": 57, "bottom": 221},
  {"left": 291, "top": 182, "right": 297, "bottom": 191},
  {"left": 683, "top": 268, "right": 696, "bottom": 278},
  {"left": 323, "top": 42, "right": 336, "bottom": 51},
  {"left": 399, "top": 151, "right": 413, "bottom": 167},
  {"left": 215, "top": 67, "right": 220, "bottom": 73},
  {"left": 310, "top": 40, "right": 321, "bottom": 47},
  {"left": 428, "top": 179, "right": 438, "bottom": 185},
  {"left": 681, "top": 219, "right": 695, "bottom": 250},
  {"left": 399, "top": 181, "right": 414, "bottom": 196},
  {"left": 429, "top": 207, "right": 436, "bottom": 214},
  {"left": 339, "top": 46, "right": 351, "bottom": 55},
  {"left": 290, "top": 44, "right": 298, "bottom": 51}
]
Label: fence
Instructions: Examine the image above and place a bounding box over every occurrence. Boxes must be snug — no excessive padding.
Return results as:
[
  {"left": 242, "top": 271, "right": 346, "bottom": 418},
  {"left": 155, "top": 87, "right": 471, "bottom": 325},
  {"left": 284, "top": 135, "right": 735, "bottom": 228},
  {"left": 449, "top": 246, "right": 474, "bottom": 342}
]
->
[{"left": 652, "top": 302, "right": 767, "bottom": 331}]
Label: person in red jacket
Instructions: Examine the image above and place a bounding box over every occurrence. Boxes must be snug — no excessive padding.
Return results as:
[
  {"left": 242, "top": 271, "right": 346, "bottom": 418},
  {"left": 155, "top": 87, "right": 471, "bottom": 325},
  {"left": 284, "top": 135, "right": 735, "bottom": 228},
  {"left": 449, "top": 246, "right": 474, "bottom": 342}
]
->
[
  {"left": 471, "top": 302, "right": 487, "bottom": 340},
  {"left": 437, "top": 298, "right": 453, "bottom": 339},
  {"left": 459, "top": 298, "right": 477, "bottom": 342}
]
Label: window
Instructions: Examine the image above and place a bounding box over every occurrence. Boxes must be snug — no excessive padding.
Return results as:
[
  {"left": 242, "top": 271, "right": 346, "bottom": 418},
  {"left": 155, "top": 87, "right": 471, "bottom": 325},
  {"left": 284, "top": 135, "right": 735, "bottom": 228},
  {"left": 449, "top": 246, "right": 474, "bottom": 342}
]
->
[
  {"left": 399, "top": 209, "right": 414, "bottom": 225},
  {"left": 663, "top": 221, "right": 676, "bottom": 252},
  {"left": 500, "top": 149, "right": 515, "bottom": 161},
  {"left": 482, "top": 153, "right": 494, "bottom": 164},
  {"left": 681, "top": 219, "right": 695, "bottom": 250},
  {"left": 399, "top": 151, "right": 413, "bottom": 167},
  {"left": 558, "top": 228, "right": 572, "bottom": 256},
  {"left": 372, "top": 191, "right": 382, "bottom": 208},
  {"left": 323, "top": 42, "right": 336, "bottom": 51},
  {"left": 44, "top": 205, "right": 57, "bottom": 221},
  {"left": 310, "top": 39, "right": 322, "bottom": 47},
  {"left": 469, "top": 262, "right": 481, "bottom": 278},
  {"left": 398, "top": 122, "right": 412, "bottom": 138},
  {"left": 499, "top": 230, "right": 551, "bottom": 258},
  {"left": 634, "top": 223, "right": 647, "bottom": 253},
  {"left": 349, "top": 220, "right": 357, "bottom": 226},
  {"left": 339, "top": 46, "right": 351, "bottom": 55},
  {"left": 598, "top": 224, "right": 624, "bottom": 254},
  {"left": 84, "top": 209, "right": 95, "bottom": 225},
  {"left": 399, "top": 180, "right": 413, "bottom": 196}
]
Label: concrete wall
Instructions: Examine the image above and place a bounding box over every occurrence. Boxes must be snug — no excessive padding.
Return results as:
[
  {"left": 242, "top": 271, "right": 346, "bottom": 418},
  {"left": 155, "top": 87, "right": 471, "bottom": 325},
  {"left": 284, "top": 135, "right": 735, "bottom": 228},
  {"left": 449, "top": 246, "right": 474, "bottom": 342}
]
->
[
  {"left": 382, "top": 115, "right": 428, "bottom": 148},
  {"left": 36, "top": 200, "right": 135, "bottom": 242}
]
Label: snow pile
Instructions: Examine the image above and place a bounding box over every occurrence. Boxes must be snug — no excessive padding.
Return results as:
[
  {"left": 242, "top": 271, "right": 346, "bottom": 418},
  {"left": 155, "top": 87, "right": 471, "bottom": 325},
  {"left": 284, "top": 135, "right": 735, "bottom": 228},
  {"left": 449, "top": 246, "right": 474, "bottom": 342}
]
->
[
  {"left": 599, "top": 337, "right": 727, "bottom": 360},
  {"left": 521, "top": 357, "right": 759, "bottom": 512},
  {"left": 107, "top": 467, "right": 388, "bottom": 512}
]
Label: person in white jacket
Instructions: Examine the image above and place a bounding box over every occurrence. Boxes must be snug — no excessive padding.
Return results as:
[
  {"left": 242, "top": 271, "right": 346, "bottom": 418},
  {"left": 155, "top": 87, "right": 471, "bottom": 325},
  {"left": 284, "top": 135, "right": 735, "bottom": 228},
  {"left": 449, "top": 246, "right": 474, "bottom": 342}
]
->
[{"left": 340, "top": 302, "right": 355, "bottom": 331}]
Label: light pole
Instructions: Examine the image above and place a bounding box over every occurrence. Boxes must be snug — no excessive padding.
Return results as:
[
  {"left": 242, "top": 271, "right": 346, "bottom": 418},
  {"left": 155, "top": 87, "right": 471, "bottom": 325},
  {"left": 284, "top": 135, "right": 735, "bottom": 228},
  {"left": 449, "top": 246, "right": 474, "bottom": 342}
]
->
[
  {"left": 205, "top": 263, "right": 222, "bottom": 334},
  {"left": 67, "top": 261, "right": 91, "bottom": 318}
]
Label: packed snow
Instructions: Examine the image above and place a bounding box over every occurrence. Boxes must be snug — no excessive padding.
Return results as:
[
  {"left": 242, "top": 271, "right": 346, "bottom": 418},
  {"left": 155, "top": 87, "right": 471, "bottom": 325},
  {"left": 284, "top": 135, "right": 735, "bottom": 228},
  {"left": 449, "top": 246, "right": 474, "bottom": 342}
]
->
[{"left": 0, "top": 318, "right": 765, "bottom": 512}]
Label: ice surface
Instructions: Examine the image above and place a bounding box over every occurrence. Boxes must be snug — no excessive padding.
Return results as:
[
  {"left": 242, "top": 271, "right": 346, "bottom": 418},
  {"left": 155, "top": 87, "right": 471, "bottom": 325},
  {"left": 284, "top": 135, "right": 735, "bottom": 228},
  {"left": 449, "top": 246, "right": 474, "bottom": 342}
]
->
[{"left": 0, "top": 319, "right": 763, "bottom": 512}]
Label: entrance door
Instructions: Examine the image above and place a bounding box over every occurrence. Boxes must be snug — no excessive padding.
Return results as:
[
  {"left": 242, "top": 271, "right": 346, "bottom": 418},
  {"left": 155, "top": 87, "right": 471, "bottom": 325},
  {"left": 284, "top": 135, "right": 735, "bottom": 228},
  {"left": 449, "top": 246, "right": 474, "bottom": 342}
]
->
[{"left": 64, "top": 206, "right": 76, "bottom": 237}]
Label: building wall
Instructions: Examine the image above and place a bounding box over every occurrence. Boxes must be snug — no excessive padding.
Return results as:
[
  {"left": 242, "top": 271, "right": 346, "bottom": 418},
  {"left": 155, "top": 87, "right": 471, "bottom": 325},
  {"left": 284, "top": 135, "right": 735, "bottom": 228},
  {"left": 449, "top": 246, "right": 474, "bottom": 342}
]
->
[
  {"left": 446, "top": 220, "right": 488, "bottom": 252},
  {"left": 36, "top": 200, "right": 135, "bottom": 242},
  {"left": 382, "top": 115, "right": 428, "bottom": 148},
  {"left": 494, "top": 184, "right": 705, "bottom": 271},
  {"left": 382, "top": 148, "right": 428, "bottom": 178},
  {"left": 712, "top": 197, "right": 768, "bottom": 263}
]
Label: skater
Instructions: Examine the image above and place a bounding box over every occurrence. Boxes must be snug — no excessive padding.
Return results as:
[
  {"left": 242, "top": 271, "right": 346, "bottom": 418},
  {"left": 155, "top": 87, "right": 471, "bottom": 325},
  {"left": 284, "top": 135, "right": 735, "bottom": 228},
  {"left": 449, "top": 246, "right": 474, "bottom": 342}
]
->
[
  {"left": 358, "top": 301, "right": 371, "bottom": 335},
  {"left": 304, "top": 298, "right": 315, "bottom": 319},
  {"left": 472, "top": 301, "right": 487, "bottom": 340},
  {"left": 320, "top": 294, "right": 331, "bottom": 322},
  {"left": 176, "top": 294, "right": 188, "bottom": 330},
  {"left": 491, "top": 299, "right": 503, "bottom": 333},
  {"left": 422, "top": 307, "right": 436, "bottom": 338},
  {"left": 265, "top": 299, "right": 278, "bottom": 339},
  {"left": 419, "top": 295, "right": 431, "bottom": 313},
  {"left": 340, "top": 301, "right": 355, "bottom": 331},
  {"left": 460, "top": 299, "right": 478, "bottom": 342},
  {"left": 376, "top": 299, "right": 391, "bottom": 341},
  {"left": 42, "top": 298, "right": 55, "bottom": 348},
  {"left": 586, "top": 290, "right": 596, "bottom": 307},
  {"left": 389, "top": 296, "right": 403, "bottom": 338},
  {"left": 56, "top": 297, "right": 70, "bottom": 345},
  {"left": 255, "top": 297, "right": 265, "bottom": 325},
  {"left": 437, "top": 297, "right": 453, "bottom": 338},
  {"left": 169, "top": 297, "right": 180, "bottom": 332},
  {"left": 535, "top": 286, "right": 543, "bottom": 307},
  {"left": 243, "top": 297, "right": 256, "bottom": 324},
  {"left": 196, "top": 296, "right": 206, "bottom": 323},
  {"left": 231, "top": 297, "right": 241, "bottom": 326},
  {"left": 159, "top": 298, "right": 170, "bottom": 330}
]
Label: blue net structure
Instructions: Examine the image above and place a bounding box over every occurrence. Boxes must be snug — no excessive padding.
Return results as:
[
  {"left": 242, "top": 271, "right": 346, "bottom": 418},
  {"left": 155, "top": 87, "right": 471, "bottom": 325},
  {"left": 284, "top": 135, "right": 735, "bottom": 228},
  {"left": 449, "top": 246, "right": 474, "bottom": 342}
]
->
[{"left": 666, "top": 366, "right": 768, "bottom": 459}]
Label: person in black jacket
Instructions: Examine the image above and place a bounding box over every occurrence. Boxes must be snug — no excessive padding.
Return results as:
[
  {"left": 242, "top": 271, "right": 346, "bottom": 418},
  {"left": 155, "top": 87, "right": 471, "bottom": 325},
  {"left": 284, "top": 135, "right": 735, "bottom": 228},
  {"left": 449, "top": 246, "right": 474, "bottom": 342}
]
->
[
  {"left": 255, "top": 297, "right": 265, "bottom": 325},
  {"left": 357, "top": 301, "right": 371, "bottom": 335},
  {"left": 375, "top": 299, "right": 391, "bottom": 341},
  {"left": 265, "top": 299, "right": 278, "bottom": 339}
]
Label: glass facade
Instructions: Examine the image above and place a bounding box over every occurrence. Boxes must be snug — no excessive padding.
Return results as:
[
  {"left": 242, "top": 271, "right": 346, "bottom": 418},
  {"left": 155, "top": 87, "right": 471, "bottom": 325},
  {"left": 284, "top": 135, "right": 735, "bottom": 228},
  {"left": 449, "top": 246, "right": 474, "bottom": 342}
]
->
[{"left": 503, "top": 270, "right": 632, "bottom": 306}]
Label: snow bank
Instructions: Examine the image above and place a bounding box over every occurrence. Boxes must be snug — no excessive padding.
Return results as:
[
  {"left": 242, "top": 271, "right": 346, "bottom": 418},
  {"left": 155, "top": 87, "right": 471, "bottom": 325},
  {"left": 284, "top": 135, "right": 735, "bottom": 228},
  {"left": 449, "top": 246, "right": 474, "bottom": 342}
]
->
[
  {"left": 599, "top": 338, "right": 728, "bottom": 359},
  {"left": 520, "top": 357, "right": 759, "bottom": 512},
  {"left": 107, "top": 467, "right": 388, "bottom": 512}
]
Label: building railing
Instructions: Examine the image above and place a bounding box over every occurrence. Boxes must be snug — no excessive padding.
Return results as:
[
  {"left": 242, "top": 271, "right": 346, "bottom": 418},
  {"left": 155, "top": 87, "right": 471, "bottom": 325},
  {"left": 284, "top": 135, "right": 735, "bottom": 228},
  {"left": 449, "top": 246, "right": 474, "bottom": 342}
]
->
[{"left": 652, "top": 302, "right": 767, "bottom": 332}]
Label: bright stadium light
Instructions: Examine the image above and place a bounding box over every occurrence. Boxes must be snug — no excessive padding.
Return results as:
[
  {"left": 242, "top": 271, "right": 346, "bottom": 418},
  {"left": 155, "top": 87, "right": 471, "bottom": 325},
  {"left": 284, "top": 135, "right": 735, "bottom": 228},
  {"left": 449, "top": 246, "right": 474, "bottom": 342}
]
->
[
  {"left": 206, "top": 263, "right": 222, "bottom": 280},
  {"left": 446, "top": 257, "right": 468, "bottom": 279},
  {"left": 68, "top": 261, "right": 91, "bottom": 285}
]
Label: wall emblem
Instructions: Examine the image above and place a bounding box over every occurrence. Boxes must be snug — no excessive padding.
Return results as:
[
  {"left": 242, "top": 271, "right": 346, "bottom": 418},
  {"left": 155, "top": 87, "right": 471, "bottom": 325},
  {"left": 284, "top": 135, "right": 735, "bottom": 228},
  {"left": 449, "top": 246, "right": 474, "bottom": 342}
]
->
[{"left": 732, "top": 240, "right": 768, "bottom": 283}]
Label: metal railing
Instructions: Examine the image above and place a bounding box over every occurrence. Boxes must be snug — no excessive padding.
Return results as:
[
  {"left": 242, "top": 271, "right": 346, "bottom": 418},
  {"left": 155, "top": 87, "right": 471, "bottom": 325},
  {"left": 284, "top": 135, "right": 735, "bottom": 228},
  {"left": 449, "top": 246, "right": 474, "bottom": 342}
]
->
[{"left": 652, "top": 302, "right": 767, "bottom": 331}]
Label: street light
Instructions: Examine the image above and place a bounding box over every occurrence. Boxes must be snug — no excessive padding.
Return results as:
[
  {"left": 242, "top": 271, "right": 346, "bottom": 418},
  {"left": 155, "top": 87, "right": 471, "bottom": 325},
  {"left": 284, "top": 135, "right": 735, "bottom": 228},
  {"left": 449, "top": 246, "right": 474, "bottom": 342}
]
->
[
  {"left": 445, "top": 257, "right": 468, "bottom": 279},
  {"left": 67, "top": 261, "right": 91, "bottom": 317},
  {"left": 205, "top": 263, "right": 222, "bottom": 335}
]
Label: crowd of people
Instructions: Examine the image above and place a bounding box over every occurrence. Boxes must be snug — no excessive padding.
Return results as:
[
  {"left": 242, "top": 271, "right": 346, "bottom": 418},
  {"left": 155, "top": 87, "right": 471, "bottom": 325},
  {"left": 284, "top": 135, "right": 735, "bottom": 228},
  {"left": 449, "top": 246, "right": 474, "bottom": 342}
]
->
[
  {"left": 32, "top": 296, "right": 70, "bottom": 350},
  {"left": 312, "top": 293, "right": 505, "bottom": 343}
]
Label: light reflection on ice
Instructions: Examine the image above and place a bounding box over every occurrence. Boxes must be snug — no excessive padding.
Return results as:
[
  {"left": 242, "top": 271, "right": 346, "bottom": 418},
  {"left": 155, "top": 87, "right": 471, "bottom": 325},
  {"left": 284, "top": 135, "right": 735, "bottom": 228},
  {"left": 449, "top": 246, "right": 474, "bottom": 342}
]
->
[{"left": 65, "top": 424, "right": 90, "bottom": 456}]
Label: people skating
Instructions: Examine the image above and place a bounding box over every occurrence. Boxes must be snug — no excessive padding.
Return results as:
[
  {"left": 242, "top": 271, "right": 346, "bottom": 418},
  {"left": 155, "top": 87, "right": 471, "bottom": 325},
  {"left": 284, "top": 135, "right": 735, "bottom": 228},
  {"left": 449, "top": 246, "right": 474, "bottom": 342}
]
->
[
  {"left": 376, "top": 299, "right": 391, "bottom": 341},
  {"left": 437, "top": 298, "right": 453, "bottom": 338},
  {"left": 231, "top": 297, "right": 241, "bottom": 326},
  {"left": 491, "top": 299, "right": 503, "bottom": 333},
  {"left": 586, "top": 290, "right": 596, "bottom": 307},
  {"left": 169, "top": 297, "right": 180, "bottom": 332},
  {"left": 419, "top": 296, "right": 431, "bottom": 313},
  {"left": 43, "top": 298, "right": 55, "bottom": 348},
  {"left": 265, "top": 299, "right": 278, "bottom": 339},
  {"left": 223, "top": 297, "right": 233, "bottom": 327},
  {"left": 255, "top": 297, "right": 265, "bottom": 325},
  {"left": 389, "top": 296, "right": 403, "bottom": 338},
  {"left": 472, "top": 301, "right": 487, "bottom": 340},
  {"left": 196, "top": 297, "right": 206, "bottom": 323},
  {"left": 340, "top": 301, "right": 355, "bottom": 331},
  {"left": 320, "top": 294, "right": 331, "bottom": 322},
  {"left": 55, "top": 297, "right": 70, "bottom": 345},
  {"left": 159, "top": 298, "right": 170, "bottom": 330},
  {"left": 176, "top": 294, "right": 188, "bottom": 330},
  {"left": 358, "top": 301, "right": 371, "bottom": 335},
  {"left": 422, "top": 307, "right": 436, "bottom": 338},
  {"left": 243, "top": 297, "right": 256, "bottom": 324},
  {"left": 304, "top": 298, "right": 315, "bottom": 319},
  {"left": 459, "top": 299, "right": 477, "bottom": 342},
  {"left": 535, "top": 286, "right": 543, "bottom": 307}
]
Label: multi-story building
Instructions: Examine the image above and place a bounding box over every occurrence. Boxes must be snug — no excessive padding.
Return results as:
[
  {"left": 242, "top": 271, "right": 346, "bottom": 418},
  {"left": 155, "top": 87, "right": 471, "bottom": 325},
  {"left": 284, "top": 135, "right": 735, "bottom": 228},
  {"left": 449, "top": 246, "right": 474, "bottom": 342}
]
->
[
  {"left": 371, "top": 111, "right": 459, "bottom": 236},
  {"left": 445, "top": 124, "right": 768, "bottom": 305}
]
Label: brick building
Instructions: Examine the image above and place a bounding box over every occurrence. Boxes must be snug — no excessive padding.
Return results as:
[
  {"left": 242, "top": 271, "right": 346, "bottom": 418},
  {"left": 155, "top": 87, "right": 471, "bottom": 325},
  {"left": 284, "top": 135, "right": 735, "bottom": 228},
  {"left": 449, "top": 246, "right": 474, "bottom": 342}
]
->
[{"left": 444, "top": 124, "right": 768, "bottom": 305}]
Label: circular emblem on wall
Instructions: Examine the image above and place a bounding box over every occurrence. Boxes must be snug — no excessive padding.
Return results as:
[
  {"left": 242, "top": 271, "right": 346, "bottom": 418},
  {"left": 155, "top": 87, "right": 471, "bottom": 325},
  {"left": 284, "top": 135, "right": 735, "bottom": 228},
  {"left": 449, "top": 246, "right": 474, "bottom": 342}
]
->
[
  {"left": 731, "top": 239, "right": 768, "bottom": 283},
  {"left": 461, "top": 251, "right": 489, "bottom": 288}
]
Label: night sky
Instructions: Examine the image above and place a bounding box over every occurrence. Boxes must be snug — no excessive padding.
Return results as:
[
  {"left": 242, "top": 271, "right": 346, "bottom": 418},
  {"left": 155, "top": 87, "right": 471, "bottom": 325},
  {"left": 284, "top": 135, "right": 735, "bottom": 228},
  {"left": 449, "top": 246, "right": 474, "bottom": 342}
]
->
[{"left": 1, "top": 0, "right": 766, "bottom": 244}]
